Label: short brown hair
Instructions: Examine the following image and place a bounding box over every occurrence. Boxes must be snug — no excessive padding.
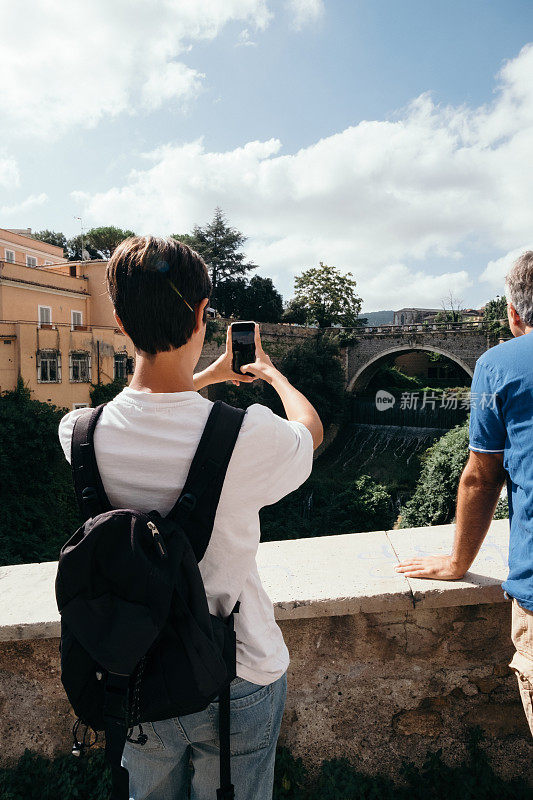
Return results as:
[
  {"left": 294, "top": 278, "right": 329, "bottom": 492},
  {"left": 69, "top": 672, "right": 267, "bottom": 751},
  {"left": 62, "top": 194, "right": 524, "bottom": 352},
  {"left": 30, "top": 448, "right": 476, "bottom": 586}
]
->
[{"left": 106, "top": 235, "right": 212, "bottom": 354}]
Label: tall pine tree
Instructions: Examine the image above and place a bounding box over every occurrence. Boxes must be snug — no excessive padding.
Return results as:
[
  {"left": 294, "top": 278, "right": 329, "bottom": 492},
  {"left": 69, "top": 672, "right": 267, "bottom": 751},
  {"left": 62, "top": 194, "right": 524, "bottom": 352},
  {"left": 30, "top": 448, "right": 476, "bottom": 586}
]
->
[{"left": 173, "top": 208, "right": 256, "bottom": 309}]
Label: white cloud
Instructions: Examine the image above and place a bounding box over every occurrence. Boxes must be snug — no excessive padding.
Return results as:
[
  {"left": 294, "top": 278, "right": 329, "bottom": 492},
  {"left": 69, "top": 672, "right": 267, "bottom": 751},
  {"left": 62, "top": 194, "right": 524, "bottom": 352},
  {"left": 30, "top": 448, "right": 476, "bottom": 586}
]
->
[
  {"left": 0, "top": 0, "right": 273, "bottom": 139},
  {"left": 0, "top": 154, "right": 19, "bottom": 188},
  {"left": 236, "top": 29, "right": 257, "bottom": 47},
  {"left": 141, "top": 62, "right": 205, "bottom": 111},
  {"left": 286, "top": 0, "right": 324, "bottom": 29},
  {"left": 481, "top": 245, "right": 533, "bottom": 291},
  {"left": 74, "top": 43, "right": 533, "bottom": 307},
  {"left": 0, "top": 192, "right": 48, "bottom": 216}
]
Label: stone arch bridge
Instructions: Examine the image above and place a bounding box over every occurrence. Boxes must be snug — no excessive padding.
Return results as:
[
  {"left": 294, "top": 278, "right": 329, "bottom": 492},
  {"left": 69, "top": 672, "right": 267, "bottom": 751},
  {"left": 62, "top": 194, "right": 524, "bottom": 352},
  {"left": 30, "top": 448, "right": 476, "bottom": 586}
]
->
[
  {"left": 344, "top": 321, "right": 493, "bottom": 392},
  {"left": 199, "top": 320, "right": 496, "bottom": 392}
]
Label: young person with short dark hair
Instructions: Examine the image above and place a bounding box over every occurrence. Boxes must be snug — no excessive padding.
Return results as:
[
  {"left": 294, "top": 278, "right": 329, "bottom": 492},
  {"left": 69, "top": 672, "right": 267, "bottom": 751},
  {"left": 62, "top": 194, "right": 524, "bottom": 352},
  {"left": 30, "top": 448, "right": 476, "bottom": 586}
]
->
[{"left": 58, "top": 235, "right": 323, "bottom": 799}]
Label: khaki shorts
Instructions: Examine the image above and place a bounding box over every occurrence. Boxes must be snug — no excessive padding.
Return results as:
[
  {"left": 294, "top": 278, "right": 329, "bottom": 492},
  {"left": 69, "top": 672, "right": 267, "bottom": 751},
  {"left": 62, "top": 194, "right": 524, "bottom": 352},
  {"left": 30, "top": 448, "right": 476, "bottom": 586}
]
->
[{"left": 510, "top": 597, "right": 533, "bottom": 736}]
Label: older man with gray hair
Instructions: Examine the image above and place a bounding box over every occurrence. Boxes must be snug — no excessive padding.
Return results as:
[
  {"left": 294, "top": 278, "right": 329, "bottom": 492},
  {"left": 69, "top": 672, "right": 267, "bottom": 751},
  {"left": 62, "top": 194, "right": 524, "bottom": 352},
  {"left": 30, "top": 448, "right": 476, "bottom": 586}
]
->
[{"left": 397, "top": 250, "right": 533, "bottom": 735}]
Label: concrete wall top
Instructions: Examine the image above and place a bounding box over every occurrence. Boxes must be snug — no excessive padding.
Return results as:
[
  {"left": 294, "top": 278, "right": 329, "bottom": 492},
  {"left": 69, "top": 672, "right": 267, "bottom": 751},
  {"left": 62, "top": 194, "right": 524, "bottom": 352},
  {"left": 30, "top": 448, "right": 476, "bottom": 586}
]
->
[{"left": 0, "top": 519, "right": 510, "bottom": 642}]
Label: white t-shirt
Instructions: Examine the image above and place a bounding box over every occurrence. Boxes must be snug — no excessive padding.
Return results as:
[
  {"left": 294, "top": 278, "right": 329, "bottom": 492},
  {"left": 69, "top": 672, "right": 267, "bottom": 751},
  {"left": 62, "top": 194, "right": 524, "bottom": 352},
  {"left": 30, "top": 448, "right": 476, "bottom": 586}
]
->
[{"left": 58, "top": 386, "right": 313, "bottom": 685}]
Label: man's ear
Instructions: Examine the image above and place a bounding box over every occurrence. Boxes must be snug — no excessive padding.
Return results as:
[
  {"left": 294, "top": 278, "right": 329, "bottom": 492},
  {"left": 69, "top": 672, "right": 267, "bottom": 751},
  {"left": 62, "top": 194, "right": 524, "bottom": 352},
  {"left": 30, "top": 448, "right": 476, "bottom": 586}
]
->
[
  {"left": 508, "top": 302, "right": 521, "bottom": 326},
  {"left": 194, "top": 298, "right": 209, "bottom": 333}
]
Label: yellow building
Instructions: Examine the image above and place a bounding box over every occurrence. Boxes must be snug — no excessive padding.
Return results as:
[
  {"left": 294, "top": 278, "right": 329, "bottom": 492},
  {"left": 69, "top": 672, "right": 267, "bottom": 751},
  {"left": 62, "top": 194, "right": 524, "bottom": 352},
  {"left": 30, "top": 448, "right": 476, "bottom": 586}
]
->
[
  {"left": 0, "top": 228, "right": 134, "bottom": 409},
  {"left": 0, "top": 228, "right": 65, "bottom": 268}
]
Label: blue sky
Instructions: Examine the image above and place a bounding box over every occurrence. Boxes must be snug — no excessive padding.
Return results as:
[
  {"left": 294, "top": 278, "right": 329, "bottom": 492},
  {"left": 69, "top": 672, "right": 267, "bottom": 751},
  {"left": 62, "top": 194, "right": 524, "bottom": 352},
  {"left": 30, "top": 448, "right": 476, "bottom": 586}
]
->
[{"left": 1, "top": 0, "right": 533, "bottom": 311}]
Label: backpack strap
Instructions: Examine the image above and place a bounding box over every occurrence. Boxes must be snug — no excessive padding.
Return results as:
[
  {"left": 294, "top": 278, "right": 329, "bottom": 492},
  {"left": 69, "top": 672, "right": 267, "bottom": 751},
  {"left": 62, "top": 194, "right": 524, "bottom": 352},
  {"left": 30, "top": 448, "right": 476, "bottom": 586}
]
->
[
  {"left": 71, "top": 403, "right": 112, "bottom": 520},
  {"left": 217, "top": 607, "right": 238, "bottom": 799},
  {"left": 166, "top": 401, "right": 246, "bottom": 562},
  {"left": 103, "top": 671, "right": 131, "bottom": 800},
  {"left": 217, "top": 680, "right": 234, "bottom": 800}
]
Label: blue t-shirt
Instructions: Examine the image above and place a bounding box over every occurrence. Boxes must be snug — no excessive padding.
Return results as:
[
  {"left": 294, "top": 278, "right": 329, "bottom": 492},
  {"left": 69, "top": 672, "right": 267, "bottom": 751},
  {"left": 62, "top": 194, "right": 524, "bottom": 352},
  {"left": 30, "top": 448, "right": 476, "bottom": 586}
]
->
[{"left": 469, "top": 333, "right": 533, "bottom": 611}]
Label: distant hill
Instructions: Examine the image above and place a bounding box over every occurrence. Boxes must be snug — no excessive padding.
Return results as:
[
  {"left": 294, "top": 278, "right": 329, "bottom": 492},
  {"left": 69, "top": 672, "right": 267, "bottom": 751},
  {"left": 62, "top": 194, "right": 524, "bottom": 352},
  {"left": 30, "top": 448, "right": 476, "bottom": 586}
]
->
[{"left": 358, "top": 310, "right": 394, "bottom": 326}]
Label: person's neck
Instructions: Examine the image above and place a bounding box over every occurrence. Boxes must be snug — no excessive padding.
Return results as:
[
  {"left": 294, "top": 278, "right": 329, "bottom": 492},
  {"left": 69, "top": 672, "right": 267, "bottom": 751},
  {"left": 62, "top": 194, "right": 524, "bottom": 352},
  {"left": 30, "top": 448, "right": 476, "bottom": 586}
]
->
[{"left": 128, "top": 349, "right": 195, "bottom": 393}]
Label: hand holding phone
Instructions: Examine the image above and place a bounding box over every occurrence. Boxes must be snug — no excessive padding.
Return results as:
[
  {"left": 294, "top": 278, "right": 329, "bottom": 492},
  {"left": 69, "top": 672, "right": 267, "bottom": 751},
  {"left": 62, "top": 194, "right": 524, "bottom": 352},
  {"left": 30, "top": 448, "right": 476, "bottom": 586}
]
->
[
  {"left": 233, "top": 322, "right": 279, "bottom": 385},
  {"left": 231, "top": 321, "right": 256, "bottom": 377}
]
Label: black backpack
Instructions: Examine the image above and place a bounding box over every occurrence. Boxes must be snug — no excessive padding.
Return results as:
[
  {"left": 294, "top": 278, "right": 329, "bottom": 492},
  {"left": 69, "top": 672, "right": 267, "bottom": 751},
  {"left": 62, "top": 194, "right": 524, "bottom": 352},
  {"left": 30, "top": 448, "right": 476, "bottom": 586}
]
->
[{"left": 55, "top": 399, "right": 246, "bottom": 800}]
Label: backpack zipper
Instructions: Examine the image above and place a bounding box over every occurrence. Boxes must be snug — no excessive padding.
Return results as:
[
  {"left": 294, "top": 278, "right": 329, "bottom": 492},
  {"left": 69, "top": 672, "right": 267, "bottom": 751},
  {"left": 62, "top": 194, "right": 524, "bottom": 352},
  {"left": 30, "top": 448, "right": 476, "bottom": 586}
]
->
[{"left": 146, "top": 521, "right": 168, "bottom": 559}]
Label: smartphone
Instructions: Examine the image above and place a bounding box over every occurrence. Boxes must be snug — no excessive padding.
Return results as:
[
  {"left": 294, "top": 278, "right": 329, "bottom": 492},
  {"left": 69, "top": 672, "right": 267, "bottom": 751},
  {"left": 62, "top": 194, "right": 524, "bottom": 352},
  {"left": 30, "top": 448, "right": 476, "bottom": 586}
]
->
[{"left": 231, "top": 321, "right": 256, "bottom": 377}]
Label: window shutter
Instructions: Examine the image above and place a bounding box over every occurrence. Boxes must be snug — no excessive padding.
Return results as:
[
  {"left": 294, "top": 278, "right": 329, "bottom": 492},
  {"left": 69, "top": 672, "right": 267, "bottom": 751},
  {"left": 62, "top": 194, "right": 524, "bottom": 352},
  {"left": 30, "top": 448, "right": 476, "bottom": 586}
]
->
[
  {"left": 87, "top": 352, "right": 92, "bottom": 382},
  {"left": 57, "top": 351, "right": 62, "bottom": 383}
]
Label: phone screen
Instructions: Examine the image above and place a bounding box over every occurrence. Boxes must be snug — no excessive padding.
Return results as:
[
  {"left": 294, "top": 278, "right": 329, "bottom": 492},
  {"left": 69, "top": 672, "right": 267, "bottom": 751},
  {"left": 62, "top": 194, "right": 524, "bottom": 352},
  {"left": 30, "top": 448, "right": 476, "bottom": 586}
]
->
[{"left": 231, "top": 322, "right": 256, "bottom": 376}]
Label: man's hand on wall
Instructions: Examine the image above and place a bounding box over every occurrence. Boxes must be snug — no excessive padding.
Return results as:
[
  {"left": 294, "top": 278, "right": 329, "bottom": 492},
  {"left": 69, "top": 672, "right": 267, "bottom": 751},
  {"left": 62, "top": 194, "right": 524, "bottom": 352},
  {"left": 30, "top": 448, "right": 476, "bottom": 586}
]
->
[{"left": 395, "top": 555, "right": 466, "bottom": 580}]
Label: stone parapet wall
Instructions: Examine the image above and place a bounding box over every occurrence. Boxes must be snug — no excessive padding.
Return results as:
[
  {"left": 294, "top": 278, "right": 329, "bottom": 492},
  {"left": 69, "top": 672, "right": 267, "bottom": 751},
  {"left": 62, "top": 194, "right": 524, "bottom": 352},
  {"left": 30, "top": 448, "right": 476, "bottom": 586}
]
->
[
  {"left": 196, "top": 319, "right": 317, "bottom": 375},
  {"left": 1, "top": 520, "right": 531, "bottom": 782},
  {"left": 281, "top": 603, "right": 530, "bottom": 781},
  {"left": 195, "top": 319, "right": 490, "bottom": 393}
]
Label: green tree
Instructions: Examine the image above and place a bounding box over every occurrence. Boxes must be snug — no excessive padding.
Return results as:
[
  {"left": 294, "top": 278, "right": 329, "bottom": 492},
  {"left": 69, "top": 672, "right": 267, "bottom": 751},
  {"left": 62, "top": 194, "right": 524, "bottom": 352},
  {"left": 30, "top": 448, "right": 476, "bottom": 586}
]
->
[
  {"left": 241, "top": 276, "right": 283, "bottom": 322},
  {"left": 292, "top": 262, "right": 363, "bottom": 328},
  {"left": 89, "top": 377, "right": 127, "bottom": 407},
  {"left": 400, "top": 422, "right": 470, "bottom": 527},
  {"left": 0, "top": 380, "right": 80, "bottom": 566},
  {"left": 32, "top": 230, "right": 68, "bottom": 258},
  {"left": 435, "top": 290, "right": 464, "bottom": 323},
  {"left": 278, "top": 336, "right": 346, "bottom": 427},
  {"left": 282, "top": 297, "right": 308, "bottom": 325},
  {"left": 212, "top": 277, "right": 249, "bottom": 318},
  {"left": 483, "top": 295, "right": 511, "bottom": 338},
  {"left": 86, "top": 226, "right": 136, "bottom": 259},
  {"left": 66, "top": 235, "right": 100, "bottom": 262},
  {"left": 173, "top": 207, "right": 256, "bottom": 305},
  {"left": 434, "top": 309, "right": 457, "bottom": 323}
]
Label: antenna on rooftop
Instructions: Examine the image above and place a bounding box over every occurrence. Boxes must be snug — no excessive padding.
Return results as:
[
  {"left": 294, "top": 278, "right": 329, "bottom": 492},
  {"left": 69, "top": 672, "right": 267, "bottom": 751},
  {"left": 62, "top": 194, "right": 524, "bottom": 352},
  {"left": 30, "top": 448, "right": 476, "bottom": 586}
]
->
[{"left": 74, "top": 216, "right": 86, "bottom": 261}]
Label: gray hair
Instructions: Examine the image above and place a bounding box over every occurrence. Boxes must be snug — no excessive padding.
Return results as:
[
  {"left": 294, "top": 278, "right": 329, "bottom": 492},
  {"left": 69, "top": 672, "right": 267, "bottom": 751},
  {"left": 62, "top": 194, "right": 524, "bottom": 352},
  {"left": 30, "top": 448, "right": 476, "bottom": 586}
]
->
[{"left": 505, "top": 251, "right": 533, "bottom": 326}]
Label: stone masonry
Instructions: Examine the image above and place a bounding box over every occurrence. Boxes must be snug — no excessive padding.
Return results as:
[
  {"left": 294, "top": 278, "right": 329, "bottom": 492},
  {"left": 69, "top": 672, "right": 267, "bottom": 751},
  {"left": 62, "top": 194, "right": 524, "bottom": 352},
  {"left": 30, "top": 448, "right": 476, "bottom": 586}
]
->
[
  {"left": 197, "top": 320, "right": 492, "bottom": 393},
  {"left": 0, "top": 520, "right": 531, "bottom": 784},
  {"left": 345, "top": 329, "right": 490, "bottom": 391}
]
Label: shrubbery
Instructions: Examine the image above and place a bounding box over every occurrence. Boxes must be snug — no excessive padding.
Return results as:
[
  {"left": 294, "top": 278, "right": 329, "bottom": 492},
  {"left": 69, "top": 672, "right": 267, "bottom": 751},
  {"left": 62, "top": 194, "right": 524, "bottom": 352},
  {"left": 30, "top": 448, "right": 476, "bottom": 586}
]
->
[
  {"left": 89, "top": 378, "right": 127, "bottom": 406},
  {"left": 1, "top": 731, "right": 530, "bottom": 800},
  {"left": 260, "top": 473, "right": 394, "bottom": 541},
  {"left": 0, "top": 380, "right": 80, "bottom": 566},
  {"left": 279, "top": 336, "right": 346, "bottom": 427},
  {"left": 399, "top": 421, "right": 469, "bottom": 528},
  {"left": 366, "top": 365, "right": 424, "bottom": 396},
  {"left": 274, "top": 730, "right": 531, "bottom": 800}
]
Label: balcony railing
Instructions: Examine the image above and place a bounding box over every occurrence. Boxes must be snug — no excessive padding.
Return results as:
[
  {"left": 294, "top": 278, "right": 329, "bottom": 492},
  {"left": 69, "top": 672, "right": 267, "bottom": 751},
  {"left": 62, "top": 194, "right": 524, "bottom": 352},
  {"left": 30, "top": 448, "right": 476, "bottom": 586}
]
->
[
  {"left": 356, "top": 320, "right": 489, "bottom": 336},
  {"left": 0, "top": 319, "right": 124, "bottom": 333}
]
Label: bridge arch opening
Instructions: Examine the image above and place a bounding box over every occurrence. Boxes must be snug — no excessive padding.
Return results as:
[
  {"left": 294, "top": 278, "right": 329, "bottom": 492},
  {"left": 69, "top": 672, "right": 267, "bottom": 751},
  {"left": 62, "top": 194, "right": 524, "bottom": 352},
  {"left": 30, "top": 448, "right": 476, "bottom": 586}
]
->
[{"left": 347, "top": 345, "right": 474, "bottom": 394}]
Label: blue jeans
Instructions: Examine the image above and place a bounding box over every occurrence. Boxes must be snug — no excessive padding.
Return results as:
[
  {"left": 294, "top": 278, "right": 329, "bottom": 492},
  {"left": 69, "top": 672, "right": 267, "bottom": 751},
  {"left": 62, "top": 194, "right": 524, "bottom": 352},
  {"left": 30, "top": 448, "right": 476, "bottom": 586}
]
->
[{"left": 122, "top": 672, "right": 287, "bottom": 800}]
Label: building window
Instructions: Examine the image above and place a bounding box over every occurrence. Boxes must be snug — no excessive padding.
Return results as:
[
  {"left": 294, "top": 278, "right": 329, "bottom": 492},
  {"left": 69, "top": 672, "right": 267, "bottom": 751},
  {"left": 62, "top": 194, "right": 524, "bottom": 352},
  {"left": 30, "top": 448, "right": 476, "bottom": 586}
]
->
[
  {"left": 69, "top": 264, "right": 77, "bottom": 277},
  {"left": 71, "top": 310, "right": 83, "bottom": 330},
  {"left": 38, "top": 305, "right": 52, "bottom": 327},
  {"left": 114, "top": 353, "right": 127, "bottom": 380},
  {"left": 37, "top": 350, "right": 61, "bottom": 383},
  {"left": 26, "top": 255, "right": 37, "bottom": 267},
  {"left": 70, "top": 351, "right": 91, "bottom": 382},
  {"left": 5, "top": 249, "right": 15, "bottom": 263},
  {"left": 73, "top": 402, "right": 89, "bottom": 410}
]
